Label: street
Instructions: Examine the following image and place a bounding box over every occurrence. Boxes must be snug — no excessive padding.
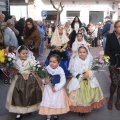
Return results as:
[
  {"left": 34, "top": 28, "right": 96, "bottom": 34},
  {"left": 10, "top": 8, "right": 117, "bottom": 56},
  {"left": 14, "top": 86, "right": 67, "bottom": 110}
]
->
[{"left": 0, "top": 47, "right": 120, "bottom": 120}]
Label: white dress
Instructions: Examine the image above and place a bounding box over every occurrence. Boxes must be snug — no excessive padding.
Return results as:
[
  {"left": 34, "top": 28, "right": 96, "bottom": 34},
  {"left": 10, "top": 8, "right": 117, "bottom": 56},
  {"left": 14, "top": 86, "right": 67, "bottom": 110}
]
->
[
  {"left": 39, "top": 65, "right": 70, "bottom": 115},
  {"left": 68, "top": 39, "right": 87, "bottom": 71}
]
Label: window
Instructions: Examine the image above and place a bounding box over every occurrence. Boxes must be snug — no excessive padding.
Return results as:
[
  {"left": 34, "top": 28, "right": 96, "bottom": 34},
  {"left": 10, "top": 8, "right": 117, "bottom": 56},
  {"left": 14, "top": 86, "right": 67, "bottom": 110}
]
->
[
  {"left": 67, "top": 11, "right": 80, "bottom": 17},
  {"left": 46, "top": 11, "right": 57, "bottom": 21}
]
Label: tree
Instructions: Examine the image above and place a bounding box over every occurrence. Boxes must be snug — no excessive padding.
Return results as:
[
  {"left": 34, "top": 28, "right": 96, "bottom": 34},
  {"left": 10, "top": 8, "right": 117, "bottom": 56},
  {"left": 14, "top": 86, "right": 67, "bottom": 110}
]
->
[{"left": 49, "top": 0, "right": 64, "bottom": 24}]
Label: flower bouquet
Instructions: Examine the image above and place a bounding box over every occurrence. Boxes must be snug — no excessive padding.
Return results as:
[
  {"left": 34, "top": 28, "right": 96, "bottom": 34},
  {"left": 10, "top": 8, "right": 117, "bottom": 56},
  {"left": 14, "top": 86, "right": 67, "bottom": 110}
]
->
[
  {"left": 86, "top": 42, "right": 91, "bottom": 48},
  {"left": 32, "top": 61, "right": 48, "bottom": 79},
  {"left": 86, "top": 35, "right": 94, "bottom": 43},
  {"left": 45, "top": 43, "right": 56, "bottom": 49},
  {"left": 91, "top": 55, "right": 110, "bottom": 71},
  {"left": 0, "top": 49, "right": 16, "bottom": 69},
  {"left": 0, "top": 49, "right": 6, "bottom": 68},
  {"left": 6, "top": 53, "right": 16, "bottom": 70},
  {"left": 0, "top": 49, "right": 16, "bottom": 84}
]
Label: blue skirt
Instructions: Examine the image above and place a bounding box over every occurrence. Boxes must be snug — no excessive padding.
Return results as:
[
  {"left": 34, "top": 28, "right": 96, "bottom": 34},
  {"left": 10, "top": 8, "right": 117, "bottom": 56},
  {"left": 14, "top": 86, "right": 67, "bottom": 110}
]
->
[{"left": 45, "top": 50, "right": 70, "bottom": 76}]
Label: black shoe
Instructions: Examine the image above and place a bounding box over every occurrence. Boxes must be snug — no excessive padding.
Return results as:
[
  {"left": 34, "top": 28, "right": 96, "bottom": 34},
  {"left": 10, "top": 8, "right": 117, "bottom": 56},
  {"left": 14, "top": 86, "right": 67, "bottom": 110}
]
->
[
  {"left": 78, "top": 113, "right": 86, "bottom": 117},
  {"left": 27, "top": 112, "right": 32, "bottom": 115},
  {"left": 16, "top": 114, "right": 22, "bottom": 120},
  {"left": 53, "top": 115, "right": 59, "bottom": 120}
]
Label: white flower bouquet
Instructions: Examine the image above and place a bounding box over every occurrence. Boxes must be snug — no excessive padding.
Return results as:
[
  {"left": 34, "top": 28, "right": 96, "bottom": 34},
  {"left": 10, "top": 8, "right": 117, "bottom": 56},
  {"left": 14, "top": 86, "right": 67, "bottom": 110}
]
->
[
  {"left": 32, "top": 61, "right": 48, "bottom": 79},
  {"left": 6, "top": 53, "right": 16, "bottom": 70}
]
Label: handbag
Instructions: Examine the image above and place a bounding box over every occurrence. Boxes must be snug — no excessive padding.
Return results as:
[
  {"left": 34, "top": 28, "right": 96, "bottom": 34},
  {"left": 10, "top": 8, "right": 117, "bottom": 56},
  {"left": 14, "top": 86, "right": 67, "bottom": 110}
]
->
[
  {"left": 115, "top": 54, "right": 120, "bottom": 67},
  {"left": 29, "top": 41, "right": 35, "bottom": 48}
]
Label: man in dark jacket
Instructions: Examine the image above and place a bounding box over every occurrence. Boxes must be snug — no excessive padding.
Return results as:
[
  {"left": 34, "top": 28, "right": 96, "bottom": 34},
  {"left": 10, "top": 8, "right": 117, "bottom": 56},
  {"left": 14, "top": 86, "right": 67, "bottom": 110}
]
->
[
  {"left": 101, "top": 16, "right": 112, "bottom": 51},
  {"left": 105, "top": 20, "right": 120, "bottom": 111}
]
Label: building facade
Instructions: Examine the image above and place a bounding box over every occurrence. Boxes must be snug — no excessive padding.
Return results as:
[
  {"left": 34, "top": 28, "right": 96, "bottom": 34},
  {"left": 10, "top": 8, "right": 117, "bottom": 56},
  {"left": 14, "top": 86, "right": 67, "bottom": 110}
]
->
[
  {"left": 34, "top": 0, "right": 119, "bottom": 24},
  {"left": 10, "top": 0, "right": 119, "bottom": 24},
  {"left": 0, "top": 0, "right": 9, "bottom": 16}
]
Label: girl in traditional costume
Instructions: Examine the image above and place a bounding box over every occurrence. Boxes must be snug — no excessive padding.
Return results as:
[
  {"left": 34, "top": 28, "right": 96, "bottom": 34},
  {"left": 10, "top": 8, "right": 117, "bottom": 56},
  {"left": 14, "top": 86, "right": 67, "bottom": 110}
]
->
[
  {"left": 67, "top": 45, "right": 105, "bottom": 114},
  {"left": 79, "top": 27, "right": 88, "bottom": 42},
  {"left": 68, "top": 32, "right": 87, "bottom": 71},
  {"left": 69, "top": 16, "right": 82, "bottom": 48},
  {"left": 45, "top": 25, "right": 70, "bottom": 76},
  {"left": 6, "top": 45, "right": 42, "bottom": 120},
  {"left": 39, "top": 54, "right": 70, "bottom": 120}
]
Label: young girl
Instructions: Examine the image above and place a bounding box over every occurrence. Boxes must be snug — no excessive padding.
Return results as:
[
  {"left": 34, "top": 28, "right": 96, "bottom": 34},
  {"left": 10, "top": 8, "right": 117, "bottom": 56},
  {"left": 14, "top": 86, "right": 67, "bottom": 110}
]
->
[
  {"left": 9, "top": 46, "right": 17, "bottom": 54},
  {"left": 39, "top": 54, "right": 70, "bottom": 120},
  {"left": 6, "top": 45, "right": 42, "bottom": 120},
  {"left": 68, "top": 32, "right": 87, "bottom": 71},
  {"left": 67, "top": 45, "right": 105, "bottom": 114}
]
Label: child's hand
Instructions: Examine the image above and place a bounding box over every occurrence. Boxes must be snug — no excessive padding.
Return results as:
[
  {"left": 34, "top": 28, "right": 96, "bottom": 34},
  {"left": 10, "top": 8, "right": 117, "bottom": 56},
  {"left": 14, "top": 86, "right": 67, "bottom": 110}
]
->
[
  {"left": 52, "top": 88, "right": 56, "bottom": 93},
  {"left": 45, "top": 78, "right": 50, "bottom": 84},
  {"left": 82, "top": 72, "right": 89, "bottom": 79},
  {"left": 10, "top": 68, "right": 18, "bottom": 75}
]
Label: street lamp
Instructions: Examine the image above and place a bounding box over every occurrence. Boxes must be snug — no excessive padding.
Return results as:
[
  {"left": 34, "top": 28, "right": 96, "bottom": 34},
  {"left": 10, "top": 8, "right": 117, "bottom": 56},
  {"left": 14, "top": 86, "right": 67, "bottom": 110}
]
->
[{"left": 25, "top": 0, "right": 29, "bottom": 18}]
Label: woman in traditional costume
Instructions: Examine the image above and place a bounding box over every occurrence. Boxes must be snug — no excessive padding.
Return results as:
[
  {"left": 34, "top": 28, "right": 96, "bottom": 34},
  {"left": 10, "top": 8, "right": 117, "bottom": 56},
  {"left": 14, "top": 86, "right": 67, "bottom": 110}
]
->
[
  {"left": 45, "top": 25, "right": 70, "bottom": 76},
  {"left": 69, "top": 16, "right": 82, "bottom": 48}
]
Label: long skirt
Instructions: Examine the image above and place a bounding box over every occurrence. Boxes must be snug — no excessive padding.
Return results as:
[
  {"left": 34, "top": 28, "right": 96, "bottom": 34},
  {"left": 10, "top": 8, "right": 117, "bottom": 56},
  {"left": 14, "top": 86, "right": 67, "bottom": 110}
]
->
[
  {"left": 39, "top": 84, "right": 70, "bottom": 115},
  {"left": 6, "top": 73, "right": 42, "bottom": 114},
  {"left": 67, "top": 79, "right": 105, "bottom": 113}
]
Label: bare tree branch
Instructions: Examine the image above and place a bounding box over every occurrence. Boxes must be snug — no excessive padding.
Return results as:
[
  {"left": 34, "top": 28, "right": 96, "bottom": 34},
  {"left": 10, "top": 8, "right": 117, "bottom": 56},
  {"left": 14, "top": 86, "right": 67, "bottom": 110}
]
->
[
  {"left": 60, "top": 1, "right": 64, "bottom": 13},
  {"left": 49, "top": 0, "right": 64, "bottom": 24},
  {"left": 49, "top": 0, "right": 58, "bottom": 10}
]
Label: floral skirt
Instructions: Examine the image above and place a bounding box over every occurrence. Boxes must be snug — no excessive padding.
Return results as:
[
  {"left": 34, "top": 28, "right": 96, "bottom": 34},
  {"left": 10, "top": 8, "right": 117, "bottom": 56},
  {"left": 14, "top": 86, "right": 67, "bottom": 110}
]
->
[
  {"left": 109, "top": 66, "right": 120, "bottom": 86},
  {"left": 68, "top": 80, "right": 105, "bottom": 113},
  {"left": 6, "top": 73, "right": 42, "bottom": 114}
]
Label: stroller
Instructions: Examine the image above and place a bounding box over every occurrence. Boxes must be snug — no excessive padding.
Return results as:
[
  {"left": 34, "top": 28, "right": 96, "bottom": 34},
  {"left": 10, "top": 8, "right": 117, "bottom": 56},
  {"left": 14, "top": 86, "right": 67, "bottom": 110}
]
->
[{"left": 0, "top": 67, "right": 11, "bottom": 84}]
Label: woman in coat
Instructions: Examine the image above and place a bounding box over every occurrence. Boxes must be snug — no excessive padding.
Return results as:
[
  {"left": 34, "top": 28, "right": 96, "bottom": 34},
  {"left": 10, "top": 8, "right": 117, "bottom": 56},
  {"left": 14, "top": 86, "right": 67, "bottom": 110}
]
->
[
  {"left": 23, "top": 18, "right": 41, "bottom": 59},
  {"left": 105, "top": 20, "right": 120, "bottom": 111}
]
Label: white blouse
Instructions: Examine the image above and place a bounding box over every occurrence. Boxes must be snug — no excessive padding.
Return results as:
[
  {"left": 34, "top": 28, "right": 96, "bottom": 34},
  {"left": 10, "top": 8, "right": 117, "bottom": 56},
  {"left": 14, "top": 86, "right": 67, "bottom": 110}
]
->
[{"left": 46, "top": 65, "right": 66, "bottom": 91}]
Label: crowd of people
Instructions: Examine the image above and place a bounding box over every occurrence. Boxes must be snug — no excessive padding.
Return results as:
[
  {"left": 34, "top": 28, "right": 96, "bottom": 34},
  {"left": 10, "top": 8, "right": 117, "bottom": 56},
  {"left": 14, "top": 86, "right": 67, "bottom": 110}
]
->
[{"left": 0, "top": 12, "right": 120, "bottom": 120}]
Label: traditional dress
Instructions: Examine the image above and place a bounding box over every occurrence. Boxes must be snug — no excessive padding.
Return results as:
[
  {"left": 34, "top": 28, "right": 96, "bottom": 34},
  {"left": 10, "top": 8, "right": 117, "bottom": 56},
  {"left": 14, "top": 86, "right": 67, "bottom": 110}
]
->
[
  {"left": 79, "top": 27, "right": 88, "bottom": 42},
  {"left": 45, "top": 27, "right": 70, "bottom": 76},
  {"left": 39, "top": 65, "right": 70, "bottom": 115},
  {"left": 68, "top": 37, "right": 87, "bottom": 71},
  {"left": 69, "top": 21, "right": 81, "bottom": 48},
  {"left": 67, "top": 45, "right": 105, "bottom": 113},
  {"left": 6, "top": 47, "right": 42, "bottom": 114}
]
